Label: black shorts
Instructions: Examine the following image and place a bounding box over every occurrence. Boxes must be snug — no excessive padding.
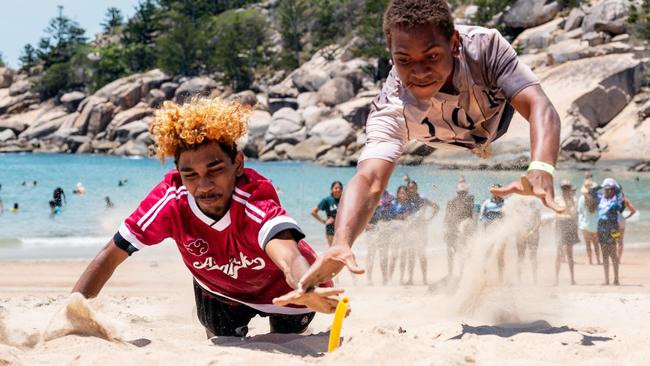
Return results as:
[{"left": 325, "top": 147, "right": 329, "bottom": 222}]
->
[
  {"left": 325, "top": 223, "right": 335, "bottom": 236},
  {"left": 193, "top": 280, "right": 315, "bottom": 337}
]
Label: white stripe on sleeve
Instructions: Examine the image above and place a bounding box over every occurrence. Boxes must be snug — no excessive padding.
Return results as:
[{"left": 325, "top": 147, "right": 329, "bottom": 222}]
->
[{"left": 257, "top": 216, "right": 304, "bottom": 250}]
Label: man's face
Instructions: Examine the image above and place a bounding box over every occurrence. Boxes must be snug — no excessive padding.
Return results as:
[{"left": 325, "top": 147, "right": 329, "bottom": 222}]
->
[
  {"left": 177, "top": 142, "right": 243, "bottom": 220},
  {"left": 390, "top": 24, "right": 459, "bottom": 101},
  {"left": 331, "top": 184, "right": 342, "bottom": 199}
]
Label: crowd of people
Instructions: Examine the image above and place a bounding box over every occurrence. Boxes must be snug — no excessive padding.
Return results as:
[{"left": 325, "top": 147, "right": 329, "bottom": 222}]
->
[{"left": 313, "top": 170, "right": 638, "bottom": 288}]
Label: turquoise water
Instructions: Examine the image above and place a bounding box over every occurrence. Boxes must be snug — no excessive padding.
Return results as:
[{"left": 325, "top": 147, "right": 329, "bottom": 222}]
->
[{"left": 1, "top": 153, "right": 649, "bottom": 259}]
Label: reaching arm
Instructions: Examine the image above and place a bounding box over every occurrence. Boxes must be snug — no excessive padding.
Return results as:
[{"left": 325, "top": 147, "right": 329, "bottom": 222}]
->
[
  {"left": 71, "top": 239, "right": 129, "bottom": 298},
  {"left": 292, "top": 158, "right": 395, "bottom": 291},
  {"left": 492, "top": 84, "right": 563, "bottom": 212},
  {"left": 334, "top": 158, "right": 395, "bottom": 249},
  {"left": 266, "top": 230, "right": 343, "bottom": 313}
]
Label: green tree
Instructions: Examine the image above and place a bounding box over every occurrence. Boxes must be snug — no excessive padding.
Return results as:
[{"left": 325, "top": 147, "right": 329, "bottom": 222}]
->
[
  {"left": 354, "top": 0, "right": 390, "bottom": 81},
  {"left": 19, "top": 44, "right": 37, "bottom": 70},
  {"left": 33, "top": 6, "right": 88, "bottom": 98},
  {"left": 628, "top": 5, "right": 639, "bottom": 24},
  {"left": 157, "top": 0, "right": 257, "bottom": 18},
  {"left": 473, "top": 0, "right": 509, "bottom": 27},
  {"left": 156, "top": 10, "right": 209, "bottom": 76},
  {"left": 209, "top": 8, "right": 269, "bottom": 91},
  {"left": 122, "top": 0, "right": 160, "bottom": 72},
  {"left": 277, "top": 0, "right": 309, "bottom": 69},
  {"left": 101, "top": 7, "right": 124, "bottom": 33},
  {"left": 0, "top": 52, "right": 5, "bottom": 67},
  {"left": 310, "top": 0, "right": 359, "bottom": 48},
  {"left": 35, "top": 62, "right": 71, "bottom": 99},
  {"left": 91, "top": 45, "right": 128, "bottom": 91},
  {"left": 37, "top": 5, "right": 87, "bottom": 66}
]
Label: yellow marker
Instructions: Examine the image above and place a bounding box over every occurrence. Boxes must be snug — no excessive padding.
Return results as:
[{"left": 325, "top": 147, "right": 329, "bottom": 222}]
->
[{"left": 327, "top": 297, "right": 350, "bottom": 352}]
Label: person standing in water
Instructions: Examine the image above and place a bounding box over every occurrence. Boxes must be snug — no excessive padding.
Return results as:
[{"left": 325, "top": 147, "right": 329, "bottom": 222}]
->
[{"left": 479, "top": 185, "right": 506, "bottom": 284}]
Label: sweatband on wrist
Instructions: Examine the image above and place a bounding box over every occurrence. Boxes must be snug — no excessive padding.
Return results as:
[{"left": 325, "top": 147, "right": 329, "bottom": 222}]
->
[{"left": 527, "top": 161, "right": 555, "bottom": 176}]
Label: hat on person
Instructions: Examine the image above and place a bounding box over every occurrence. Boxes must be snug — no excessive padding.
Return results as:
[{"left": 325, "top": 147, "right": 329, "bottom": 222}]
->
[
  {"left": 580, "top": 179, "right": 596, "bottom": 194},
  {"left": 602, "top": 178, "right": 618, "bottom": 189},
  {"left": 456, "top": 176, "right": 468, "bottom": 192},
  {"left": 560, "top": 179, "right": 574, "bottom": 190}
]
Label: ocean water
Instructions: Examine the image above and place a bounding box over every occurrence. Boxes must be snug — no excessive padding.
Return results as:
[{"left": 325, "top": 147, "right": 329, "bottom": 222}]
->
[{"left": 1, "top": 153, "right": 649, "bottom": 259}]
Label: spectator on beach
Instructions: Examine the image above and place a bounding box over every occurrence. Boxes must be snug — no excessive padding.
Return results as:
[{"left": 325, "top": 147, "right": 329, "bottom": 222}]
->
[
  {"left": 392, "top": 185, "right": 420, "bottom": 284},
  {"left": 590, "top": 178, "right": 624, "bottom": 285},
  {"left": 311, "top": 181, "right": 343, "bottom": 246},
  {"left": 480, "top": 185, "right": 506, "bottom": 283},
  {"left": 443, "top": 177, "right": 474, "bottom": 277},
  {"left": 515, "top": 198, "right": 542, "bottom": 284},
  {"left": 555, "top": 180, "right": 579, "bottom": 286},
  {"left": 366, "top": 190, "right": 396, "bottom": 285},
  {"left": 405, "top": 180, "right": 437, "bottom": 284},
  {"left": 579, "top": 179, "right": 600, "bottom": 265}
]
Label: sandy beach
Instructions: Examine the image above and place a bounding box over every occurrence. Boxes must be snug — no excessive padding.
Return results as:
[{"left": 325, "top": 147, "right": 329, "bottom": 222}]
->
[{"left": 1, "top": 238, "right": 650, "bottom": 366}]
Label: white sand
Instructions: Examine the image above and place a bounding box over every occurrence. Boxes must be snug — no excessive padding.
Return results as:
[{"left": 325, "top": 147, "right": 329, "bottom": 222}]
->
[{"left": 1, "top": 235, "right": 650, "bottom": 366}]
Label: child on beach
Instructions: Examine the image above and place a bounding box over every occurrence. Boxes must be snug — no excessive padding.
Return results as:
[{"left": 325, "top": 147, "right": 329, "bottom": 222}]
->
[{"left": 72, "top": 97, "right": 341, "bottom": 338}]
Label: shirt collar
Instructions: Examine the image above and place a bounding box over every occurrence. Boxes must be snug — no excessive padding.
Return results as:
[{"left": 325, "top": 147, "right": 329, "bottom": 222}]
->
[{"left": 187, "top": 193, "right": 231, "bottom": 231}]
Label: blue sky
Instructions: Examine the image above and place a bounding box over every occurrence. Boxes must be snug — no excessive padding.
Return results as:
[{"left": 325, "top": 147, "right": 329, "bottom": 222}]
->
[{"left": 0, "top": 1, "right": 141, "bottom": 68}]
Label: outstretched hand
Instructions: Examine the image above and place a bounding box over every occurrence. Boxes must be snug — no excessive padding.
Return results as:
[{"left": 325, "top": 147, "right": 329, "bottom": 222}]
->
[
  {"left": 272, "top": 287, "right": 345, "bottom": 313},
  {"left": 298, "top": 245, "right": 364, "bottom": 293},
  {"left": 490, "top": 170, "right": 565, "bottom": 212}
]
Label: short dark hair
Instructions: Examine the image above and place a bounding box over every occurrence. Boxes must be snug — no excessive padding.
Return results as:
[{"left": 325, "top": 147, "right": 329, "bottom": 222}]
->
[
  {"left": 331, "top": 181, "right": 343, "bottom": 190},
  {"left": 383, "top": 0, "right": 455, "bottom": 46}
]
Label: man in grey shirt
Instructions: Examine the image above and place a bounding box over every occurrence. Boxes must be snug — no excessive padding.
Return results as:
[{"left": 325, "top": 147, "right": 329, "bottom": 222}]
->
[{"left": 273, "top": 0, "right": 564, "bottom": 300}]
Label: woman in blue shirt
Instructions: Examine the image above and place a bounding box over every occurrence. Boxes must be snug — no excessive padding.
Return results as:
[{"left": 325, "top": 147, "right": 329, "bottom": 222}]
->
[{"left": 591, "top": 178, "right": 624, "bottom": 286}]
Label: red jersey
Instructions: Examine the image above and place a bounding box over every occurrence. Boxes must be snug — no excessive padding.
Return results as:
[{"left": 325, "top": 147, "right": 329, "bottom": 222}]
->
[{"left": 115, "top": 168, "right": 320, "bottom": 314}]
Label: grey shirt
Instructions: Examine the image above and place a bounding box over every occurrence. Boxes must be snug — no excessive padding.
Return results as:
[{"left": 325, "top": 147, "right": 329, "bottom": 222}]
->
[{"left": 359, "top": 25, "right": 540, "bottom": 163}]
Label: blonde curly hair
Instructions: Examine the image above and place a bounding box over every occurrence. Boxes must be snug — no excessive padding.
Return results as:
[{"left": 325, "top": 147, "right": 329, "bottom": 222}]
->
[{"left": 150, "top": 96, "right": 251, "bottom": 162}]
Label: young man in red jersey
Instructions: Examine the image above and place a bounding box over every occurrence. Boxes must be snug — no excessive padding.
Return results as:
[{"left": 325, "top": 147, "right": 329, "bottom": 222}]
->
[{"left": 72, "top": 97, "right": 341, "bottom": 338}]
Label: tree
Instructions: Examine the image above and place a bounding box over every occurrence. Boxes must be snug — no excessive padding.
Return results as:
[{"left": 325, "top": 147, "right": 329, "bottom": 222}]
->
[
  {"left": 209, "top": 8, "right": 269, "bottom": 91},
  {"left": 91, "top": 45, "right": 128, "bottom": 91},
  {"left": 122, "top": 0, "right": 160, "bottom": 72},
  {"left": 156, "top": 10, "right": 209, "bottom": 76},
  {"left": 19, "top": 44, "right": 37, "bottom": 70},
  {"left": 0, "top": 52, "right": 5, "bottom": 67},
  {"left": 473, "top": 0, "right": 509, "bottom": 27},
  {"left": 277, "top": 0, "right": 309, "bottom": 69},
  {"left": 310, "top": 0, "right": 359, "bottom": 48},
  {"left": 354, "top": 0, "right": 390, "bottom": 81},
  {"left": 157, "top": 0, "right": 257, "bottom": 19},
  {"left": 101, "top": 7, "right": 124, "bottom": 33},
  {"left": 37, "top": 5, "right": 87, "bottom": 66}
]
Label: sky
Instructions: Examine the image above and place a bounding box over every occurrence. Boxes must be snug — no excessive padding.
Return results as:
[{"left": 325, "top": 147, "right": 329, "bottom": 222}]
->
[{"left": 0, "top": 0, "right": 141, "bottom": 68}]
